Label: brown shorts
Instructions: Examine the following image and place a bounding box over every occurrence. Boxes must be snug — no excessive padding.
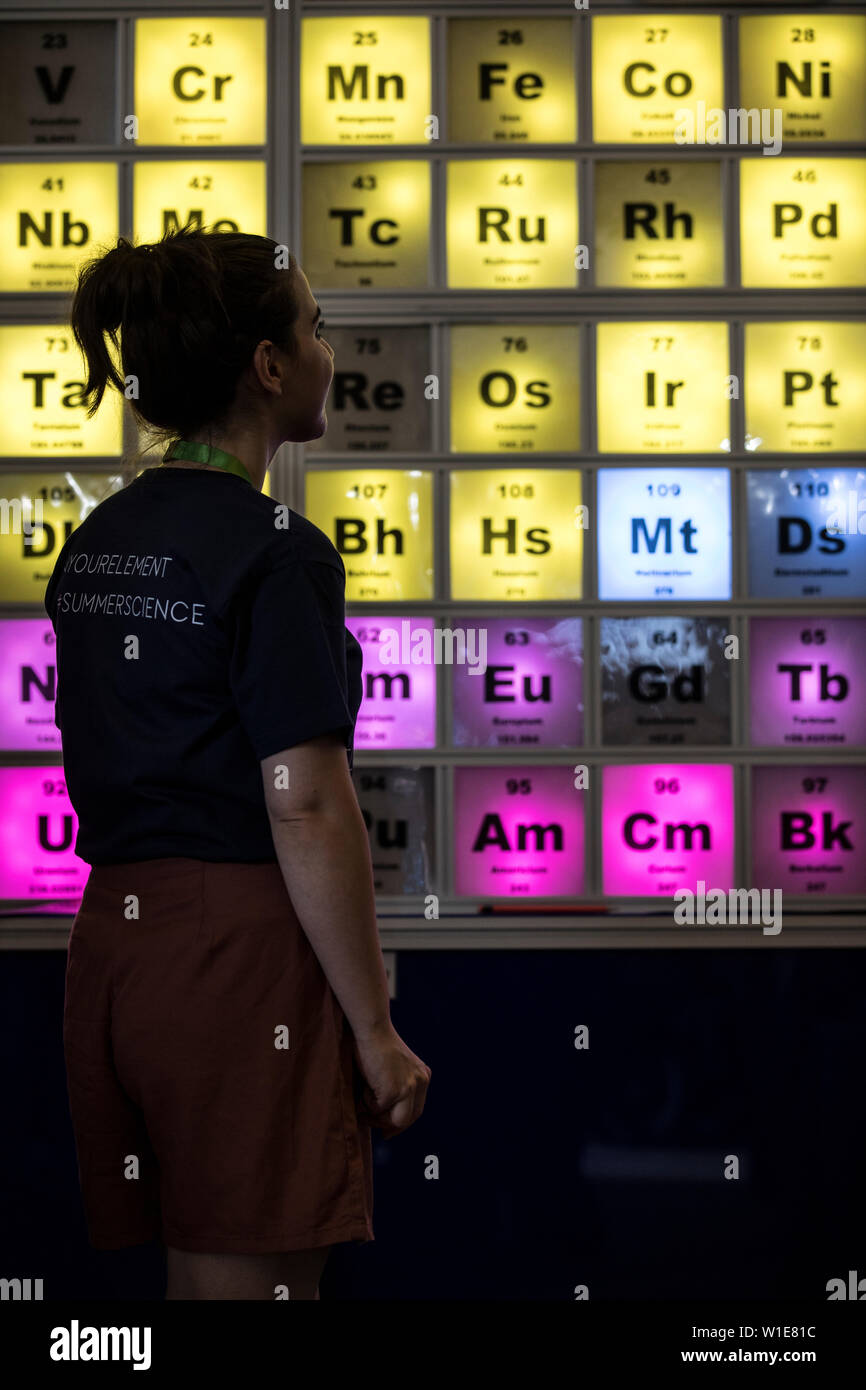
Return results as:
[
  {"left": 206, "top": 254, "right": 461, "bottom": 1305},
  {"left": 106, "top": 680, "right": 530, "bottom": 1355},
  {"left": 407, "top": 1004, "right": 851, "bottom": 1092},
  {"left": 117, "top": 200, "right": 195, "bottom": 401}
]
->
[{"left": 63, "top": 857, "right": 374, "bottom": 1254}]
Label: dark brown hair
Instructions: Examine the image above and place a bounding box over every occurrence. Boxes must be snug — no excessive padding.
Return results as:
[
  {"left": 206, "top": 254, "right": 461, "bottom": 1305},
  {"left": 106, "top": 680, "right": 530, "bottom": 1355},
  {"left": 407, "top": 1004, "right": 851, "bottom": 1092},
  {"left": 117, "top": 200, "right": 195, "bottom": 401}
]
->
[{"left": 70, "top": 224, "right": 301, "bottom": 453}]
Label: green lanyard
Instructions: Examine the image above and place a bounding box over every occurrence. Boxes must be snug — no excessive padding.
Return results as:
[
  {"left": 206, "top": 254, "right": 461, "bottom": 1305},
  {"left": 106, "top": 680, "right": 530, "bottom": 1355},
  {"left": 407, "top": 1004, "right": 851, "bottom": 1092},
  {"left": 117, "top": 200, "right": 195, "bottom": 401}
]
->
[{"left": 162, "top": 439, "right": 254, "bottom": 487}]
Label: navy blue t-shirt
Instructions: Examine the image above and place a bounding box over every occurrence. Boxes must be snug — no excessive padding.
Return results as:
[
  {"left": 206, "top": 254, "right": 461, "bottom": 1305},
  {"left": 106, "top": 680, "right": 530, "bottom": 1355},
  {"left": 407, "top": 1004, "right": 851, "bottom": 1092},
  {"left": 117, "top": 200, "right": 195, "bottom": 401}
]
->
[{"left": 43, "top": 465, "right": 363, "bottom": 866}]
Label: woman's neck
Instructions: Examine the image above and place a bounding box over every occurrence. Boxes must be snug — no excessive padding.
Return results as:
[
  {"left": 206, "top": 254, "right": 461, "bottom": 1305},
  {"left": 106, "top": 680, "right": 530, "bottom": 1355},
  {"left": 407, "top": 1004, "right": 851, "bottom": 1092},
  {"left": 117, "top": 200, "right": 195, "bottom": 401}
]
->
[{"left": 169, "top": 432, "right": 271, "bottom": 490}]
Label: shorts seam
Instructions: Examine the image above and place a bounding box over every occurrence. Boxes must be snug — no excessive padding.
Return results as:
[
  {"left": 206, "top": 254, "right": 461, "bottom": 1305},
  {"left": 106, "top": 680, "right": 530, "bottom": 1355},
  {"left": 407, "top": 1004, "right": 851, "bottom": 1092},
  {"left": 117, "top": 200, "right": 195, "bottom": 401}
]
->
[
  {"left": 85, "top": 1219, "right": 373, "bottom": 1252},
  {"left": 158, "top": 1220, "right": 373, "bottom": 1253},
  {"left": 327, "top": 993, "right": 369, "bottom": 1229}
]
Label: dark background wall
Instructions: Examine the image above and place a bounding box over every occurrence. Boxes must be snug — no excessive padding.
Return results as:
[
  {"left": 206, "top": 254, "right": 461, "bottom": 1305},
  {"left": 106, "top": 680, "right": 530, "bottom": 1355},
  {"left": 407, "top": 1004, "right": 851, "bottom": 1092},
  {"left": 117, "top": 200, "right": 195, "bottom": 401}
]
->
[{"left": 2, "top": 946, "right": 864, "bottom": 1301}]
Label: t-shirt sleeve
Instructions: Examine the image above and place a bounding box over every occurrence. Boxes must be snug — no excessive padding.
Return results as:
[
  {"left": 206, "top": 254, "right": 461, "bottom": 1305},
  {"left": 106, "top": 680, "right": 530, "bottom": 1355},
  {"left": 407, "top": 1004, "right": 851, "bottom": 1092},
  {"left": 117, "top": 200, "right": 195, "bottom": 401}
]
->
[{"left": 229, "top": 552, "right": 357, "bottom": 761}]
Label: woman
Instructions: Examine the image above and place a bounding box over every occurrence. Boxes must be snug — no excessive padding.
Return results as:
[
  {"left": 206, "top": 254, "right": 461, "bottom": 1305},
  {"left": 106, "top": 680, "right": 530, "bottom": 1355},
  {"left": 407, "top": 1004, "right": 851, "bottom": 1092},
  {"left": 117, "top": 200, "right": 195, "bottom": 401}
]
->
[{"left": 45, "top": 225, "right": 431, "bottom": 1300}]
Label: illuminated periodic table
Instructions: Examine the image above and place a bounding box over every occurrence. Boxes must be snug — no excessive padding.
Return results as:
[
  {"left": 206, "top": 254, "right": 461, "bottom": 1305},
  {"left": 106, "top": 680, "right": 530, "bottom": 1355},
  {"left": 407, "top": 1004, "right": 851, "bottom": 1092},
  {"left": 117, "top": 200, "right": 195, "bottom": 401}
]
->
[{"left": 0, "top": 0, "right": 864, "bottom": 945}]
